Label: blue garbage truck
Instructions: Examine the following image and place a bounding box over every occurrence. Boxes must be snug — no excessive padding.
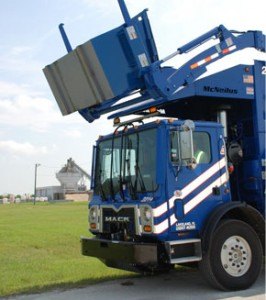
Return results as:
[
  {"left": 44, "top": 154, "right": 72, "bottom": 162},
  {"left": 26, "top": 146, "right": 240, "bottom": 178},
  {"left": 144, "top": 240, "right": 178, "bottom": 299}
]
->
[{"left": 43, "top": 0, "right": 265, "bottom": 291}]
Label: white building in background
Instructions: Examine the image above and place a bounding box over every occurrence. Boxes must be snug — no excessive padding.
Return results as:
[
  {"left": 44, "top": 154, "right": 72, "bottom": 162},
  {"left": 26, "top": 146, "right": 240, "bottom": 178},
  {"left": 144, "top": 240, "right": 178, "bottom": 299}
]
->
[
  {"left": 36, "top": 186, "right": 64, "bottom": 201},
  {"left": 36, "top": 158, "right": 91, "bottom": 201}
]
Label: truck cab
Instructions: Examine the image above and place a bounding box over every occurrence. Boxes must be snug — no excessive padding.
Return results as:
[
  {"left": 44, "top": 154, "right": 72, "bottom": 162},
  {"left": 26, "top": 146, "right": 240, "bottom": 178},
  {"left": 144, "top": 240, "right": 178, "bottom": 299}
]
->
[
  {"left": 89, "top": 117, "right": 229, "bottom": 238},
  {"left": 83, "top": 117, "right": 229, "bottom": 270}
]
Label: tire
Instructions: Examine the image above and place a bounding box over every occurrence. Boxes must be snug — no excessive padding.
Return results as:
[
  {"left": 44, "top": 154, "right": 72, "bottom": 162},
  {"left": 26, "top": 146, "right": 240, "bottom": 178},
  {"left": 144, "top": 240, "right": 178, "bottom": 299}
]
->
[{"left": 199, "top": 219, "right": 263, "bottom": 291}]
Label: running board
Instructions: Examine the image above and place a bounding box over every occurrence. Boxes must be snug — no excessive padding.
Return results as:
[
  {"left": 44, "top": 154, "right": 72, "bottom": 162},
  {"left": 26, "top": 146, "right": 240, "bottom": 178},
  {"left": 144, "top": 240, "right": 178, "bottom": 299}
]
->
[{"left": 165, "top": 239, "right": 202, "bottom": 264}]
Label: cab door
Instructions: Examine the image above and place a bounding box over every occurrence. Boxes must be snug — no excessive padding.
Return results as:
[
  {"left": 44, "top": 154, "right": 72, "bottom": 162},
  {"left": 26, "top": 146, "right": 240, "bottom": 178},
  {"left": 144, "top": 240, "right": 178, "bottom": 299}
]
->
[{"left": 167, "top": 125, "right": 228, "bottom": 234}]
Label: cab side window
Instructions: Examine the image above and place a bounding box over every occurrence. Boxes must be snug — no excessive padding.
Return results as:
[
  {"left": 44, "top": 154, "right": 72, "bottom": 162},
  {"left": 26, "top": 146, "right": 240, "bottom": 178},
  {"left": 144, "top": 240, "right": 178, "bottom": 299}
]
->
[{"left": 193, "top": 132, "right": 211, "bottom": 164}]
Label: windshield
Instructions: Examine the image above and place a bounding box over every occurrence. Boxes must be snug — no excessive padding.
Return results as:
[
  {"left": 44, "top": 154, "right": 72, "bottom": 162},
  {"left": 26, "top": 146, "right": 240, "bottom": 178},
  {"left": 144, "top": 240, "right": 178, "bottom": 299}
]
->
[{"left": 95, "top": 128, "right": 157, "bottom": 200}]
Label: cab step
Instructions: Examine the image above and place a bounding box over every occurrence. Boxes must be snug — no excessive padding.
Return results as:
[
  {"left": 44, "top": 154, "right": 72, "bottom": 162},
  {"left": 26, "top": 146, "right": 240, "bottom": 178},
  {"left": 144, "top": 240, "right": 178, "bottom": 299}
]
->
[{"left": 165, "top": 239, "right": 202, "bottom": 264}]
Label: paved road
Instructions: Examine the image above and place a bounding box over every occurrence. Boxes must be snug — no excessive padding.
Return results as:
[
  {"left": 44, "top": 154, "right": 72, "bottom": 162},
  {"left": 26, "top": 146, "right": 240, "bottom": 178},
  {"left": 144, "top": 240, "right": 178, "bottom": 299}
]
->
[{"left": 12, "top": 268, "right": 265, "bottom": 300}]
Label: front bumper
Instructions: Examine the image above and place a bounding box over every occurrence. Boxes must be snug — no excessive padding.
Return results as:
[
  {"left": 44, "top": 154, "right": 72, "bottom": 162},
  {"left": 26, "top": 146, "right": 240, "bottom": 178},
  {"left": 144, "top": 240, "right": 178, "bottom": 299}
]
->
[{"left": 81, "top": 237, "right": 158, "bottom": 267}]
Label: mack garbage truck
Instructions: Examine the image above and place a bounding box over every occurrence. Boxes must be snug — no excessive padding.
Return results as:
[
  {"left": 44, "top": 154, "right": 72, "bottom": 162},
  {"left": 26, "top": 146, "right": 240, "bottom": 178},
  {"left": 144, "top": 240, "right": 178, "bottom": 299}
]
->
[{"left": 43, "top": 0, "right": 265, "bottom": 291}]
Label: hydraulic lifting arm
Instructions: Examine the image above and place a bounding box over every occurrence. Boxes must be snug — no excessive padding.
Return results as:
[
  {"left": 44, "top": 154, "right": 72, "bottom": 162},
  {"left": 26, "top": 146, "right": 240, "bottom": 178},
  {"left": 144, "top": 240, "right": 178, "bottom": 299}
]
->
[
  {"left": 106, "top": 25, "right": 265, "bottom": 120},
  {"left": 44, "top": 0, "right": 265, "bottom": 123}
]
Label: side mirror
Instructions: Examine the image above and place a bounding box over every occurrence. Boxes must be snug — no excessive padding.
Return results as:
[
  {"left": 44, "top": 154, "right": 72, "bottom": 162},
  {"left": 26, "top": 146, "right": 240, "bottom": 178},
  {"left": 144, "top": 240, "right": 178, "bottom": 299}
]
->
[
  {"left": 180, "top": 120, "right": 196, "bottom": 168},
  {"left": 91, "top": 145, "right": 97, "bottom": 189},
  {"left": 180, "top": 131, "right": 193, "bottom": 160}
]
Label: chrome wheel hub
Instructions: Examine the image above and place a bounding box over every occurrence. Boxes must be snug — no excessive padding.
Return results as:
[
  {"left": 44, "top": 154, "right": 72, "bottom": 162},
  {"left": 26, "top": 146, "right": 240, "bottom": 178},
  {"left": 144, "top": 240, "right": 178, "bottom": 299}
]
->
[{"left": 220, "top": 235, "right": 251, "bottom": 277}]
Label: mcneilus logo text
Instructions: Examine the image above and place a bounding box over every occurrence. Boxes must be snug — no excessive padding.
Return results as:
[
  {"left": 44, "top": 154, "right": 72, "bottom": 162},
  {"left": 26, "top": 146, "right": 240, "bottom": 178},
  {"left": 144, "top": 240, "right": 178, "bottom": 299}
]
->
[{"left": 203, "top": 86, "right": 238, "bottom": 94}]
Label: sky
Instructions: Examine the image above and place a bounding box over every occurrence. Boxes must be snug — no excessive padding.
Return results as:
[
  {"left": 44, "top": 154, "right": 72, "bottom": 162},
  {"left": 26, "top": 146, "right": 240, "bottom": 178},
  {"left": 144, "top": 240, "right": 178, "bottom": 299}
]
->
[{"left": 0, "top": 0, "right": 265, "bottom": 195}]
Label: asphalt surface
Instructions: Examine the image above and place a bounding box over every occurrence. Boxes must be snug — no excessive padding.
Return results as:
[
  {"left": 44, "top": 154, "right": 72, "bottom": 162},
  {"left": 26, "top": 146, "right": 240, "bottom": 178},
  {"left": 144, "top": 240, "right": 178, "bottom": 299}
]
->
[{"left": 10, "top": 268, "right": 265, "bottom": 300}]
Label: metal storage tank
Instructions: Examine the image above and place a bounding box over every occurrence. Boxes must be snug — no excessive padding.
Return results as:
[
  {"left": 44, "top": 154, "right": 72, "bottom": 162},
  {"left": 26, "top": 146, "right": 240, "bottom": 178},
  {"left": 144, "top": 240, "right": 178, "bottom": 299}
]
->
[{"left": 56, "top": 158, "right": 89, "bottom": 193}]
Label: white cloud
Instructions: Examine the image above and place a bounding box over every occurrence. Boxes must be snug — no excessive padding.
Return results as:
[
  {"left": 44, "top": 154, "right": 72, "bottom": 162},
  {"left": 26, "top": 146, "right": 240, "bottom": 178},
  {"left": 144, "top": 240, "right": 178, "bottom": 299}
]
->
[
  {"left": 0, "top": 52, "right": 42, "bottom": 74},
  {"left": 63, "top": 129, "right": 82, "bottom": 138},
  {"left": 0, "top": 81, "right": 33, "bottom": 97},
  {"left": 82, "top": 0, "right": 116, "bottom": 12},
  {"left": 11, "top": 46, "right": 33, "bottom": 56},
  {"left": 0, "top": 81, "right": 83, "bottom": 132},
  {"left": 0, "top": 94, "right": 60, "bottom": 132},
  {"left": 0, "top": 140, "right": 47, "bottom": 156}
]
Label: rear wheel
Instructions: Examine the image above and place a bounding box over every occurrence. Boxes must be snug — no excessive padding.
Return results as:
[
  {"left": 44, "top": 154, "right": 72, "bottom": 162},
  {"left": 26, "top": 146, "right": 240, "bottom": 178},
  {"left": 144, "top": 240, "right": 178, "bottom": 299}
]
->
[{"left": 199, "top": 219, "right": 263, "bottom": 290}]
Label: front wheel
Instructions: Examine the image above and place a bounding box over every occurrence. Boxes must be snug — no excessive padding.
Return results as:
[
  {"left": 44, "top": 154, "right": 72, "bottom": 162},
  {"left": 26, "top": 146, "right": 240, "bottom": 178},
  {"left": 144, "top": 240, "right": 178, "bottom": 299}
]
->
[{"left": 199, "top": 219, "right": 263, "bottom": 290}]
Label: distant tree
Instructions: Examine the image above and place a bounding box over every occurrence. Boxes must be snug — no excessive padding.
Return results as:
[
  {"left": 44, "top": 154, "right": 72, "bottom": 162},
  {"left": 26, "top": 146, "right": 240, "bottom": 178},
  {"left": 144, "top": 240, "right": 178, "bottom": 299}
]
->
[
  {"left": 0, "top": 195, "right": 3, "bottom": 199},
  {"left": 16, "top": 194, "right": 21, "bottom": 198}
]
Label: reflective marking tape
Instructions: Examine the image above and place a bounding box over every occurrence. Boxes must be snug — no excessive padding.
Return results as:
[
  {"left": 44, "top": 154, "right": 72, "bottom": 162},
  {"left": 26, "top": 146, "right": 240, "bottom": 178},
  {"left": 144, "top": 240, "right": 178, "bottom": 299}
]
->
[
  {"left": 190, "top": 45, "right": 236, "bottom": 70},
  {"left": 211, "top": 53, "right": 219, "bottom": 59},
  {"left": 169, "top": 158, "right": 226, "bottom": 209},
  {"left": 153, "top": 202, "right": 168, "bottom": 217},
  {"left": 169, "top": 170, "right": 228, "bottom": 228},
  {"left": 169, "top": 195, "right": 177, "bottom": 210},
  {"left": 170, "top": 214, "right": 177, "bottom": 226},
  {"left": 229, "top": 45, "right": 236, "bottom": 51},
  {"left": 153, "top": 158, "right": 227, "bottom": 234},
  {"left": 196, "top": 59, "right": 206, "bottom": 67},
  {"left": 222, "top": 45, "right": 236, "bottom": 54},
  {"left": 222, "top": 48, "right": 230, "bottom": 54},
  {"left": 190, "top": 52, "right": 219, "bottom": 69},
  {"left": 154, "top": 158, "right": 226, "bottom": 216},
  {"left": 184, "top": 173, "right": 227, "bottom": 214},
  {"left": 154, "top": 218, "right": 169, "bottom": 234}
]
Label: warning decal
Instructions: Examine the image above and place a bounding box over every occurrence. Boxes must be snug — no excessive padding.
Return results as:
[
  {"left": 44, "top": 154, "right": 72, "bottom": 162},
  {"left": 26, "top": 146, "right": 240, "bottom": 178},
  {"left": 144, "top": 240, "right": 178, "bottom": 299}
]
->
[
  {"left": 246, "top": 87, "right": 254, "bottom": 95},
  {"left": 243, "top": 75, "right": 254, "bottom": 84},
  {"left": 126, "top": 26, "right": 138, "bottom": 40}
]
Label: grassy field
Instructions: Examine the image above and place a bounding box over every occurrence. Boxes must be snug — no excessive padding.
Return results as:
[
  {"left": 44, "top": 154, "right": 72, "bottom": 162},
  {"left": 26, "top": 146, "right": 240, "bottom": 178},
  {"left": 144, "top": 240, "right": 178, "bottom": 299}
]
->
[{"left": 0, "top": 202, "right": 134, "bottom": 297}]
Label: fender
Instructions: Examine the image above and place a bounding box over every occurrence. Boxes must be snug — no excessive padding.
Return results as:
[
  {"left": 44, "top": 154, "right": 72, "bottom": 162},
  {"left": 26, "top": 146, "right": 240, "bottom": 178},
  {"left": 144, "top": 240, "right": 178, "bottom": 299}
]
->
[{"left": 201, "top": 201, "right": 265, "bottom": 254}]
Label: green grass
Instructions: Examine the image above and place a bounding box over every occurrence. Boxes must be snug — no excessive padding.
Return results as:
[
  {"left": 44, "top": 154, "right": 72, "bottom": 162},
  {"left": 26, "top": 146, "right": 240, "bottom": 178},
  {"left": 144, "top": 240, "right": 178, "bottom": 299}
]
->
[{"left": 0, "top": 202, "right": 135, "bottom": 297}]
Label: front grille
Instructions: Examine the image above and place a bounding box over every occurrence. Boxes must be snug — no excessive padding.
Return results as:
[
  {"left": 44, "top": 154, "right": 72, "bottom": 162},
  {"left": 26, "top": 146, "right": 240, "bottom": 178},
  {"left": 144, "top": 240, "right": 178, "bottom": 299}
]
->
[{"left": 102, "top": 207, "right": 136, "bottom": 235}]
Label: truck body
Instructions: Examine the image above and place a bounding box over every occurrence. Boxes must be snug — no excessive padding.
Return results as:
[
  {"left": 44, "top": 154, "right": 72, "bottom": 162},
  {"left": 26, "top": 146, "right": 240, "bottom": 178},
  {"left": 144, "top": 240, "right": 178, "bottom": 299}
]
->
[{"left": 43, "top": 0, "right": 265, "bottom": 291}]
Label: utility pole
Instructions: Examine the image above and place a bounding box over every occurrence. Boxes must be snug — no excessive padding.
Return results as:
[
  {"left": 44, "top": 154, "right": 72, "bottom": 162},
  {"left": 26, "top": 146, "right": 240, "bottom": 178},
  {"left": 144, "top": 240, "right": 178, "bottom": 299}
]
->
[{"left": 34, "top": 163, "right": 41, "bottom": 205}]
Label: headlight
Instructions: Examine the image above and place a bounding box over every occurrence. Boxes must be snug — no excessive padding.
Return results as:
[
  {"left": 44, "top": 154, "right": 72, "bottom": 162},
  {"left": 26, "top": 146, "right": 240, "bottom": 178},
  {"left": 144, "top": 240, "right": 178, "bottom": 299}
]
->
[
  {"left": 140, "top": 205, "right": 154, "bottom": 234},
  {"left": 89, "top": 206, "right": 99, "bottom": 231},
  {"left": 143, "top": 207, "right": 152, "bottom": 221},
  {"left": 89, "top": 207, "right": 97, "bottom": 221}
]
